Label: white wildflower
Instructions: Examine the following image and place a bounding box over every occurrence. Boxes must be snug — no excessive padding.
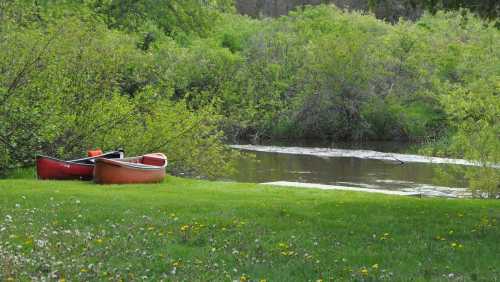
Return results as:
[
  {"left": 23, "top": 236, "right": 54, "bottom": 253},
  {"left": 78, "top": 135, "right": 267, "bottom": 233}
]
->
[{"left": 36, "top": 240, "right": 48, "bottom": 248}]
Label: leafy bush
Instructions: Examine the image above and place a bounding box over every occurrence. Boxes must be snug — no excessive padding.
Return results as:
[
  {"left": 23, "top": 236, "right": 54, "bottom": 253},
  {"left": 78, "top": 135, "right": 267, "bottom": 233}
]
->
[
  {"left": 417, "top": 12, "right": 500, "bottom": 196},
  {"left": 0, "top": 15, "right": 236, "bottom": 178}
]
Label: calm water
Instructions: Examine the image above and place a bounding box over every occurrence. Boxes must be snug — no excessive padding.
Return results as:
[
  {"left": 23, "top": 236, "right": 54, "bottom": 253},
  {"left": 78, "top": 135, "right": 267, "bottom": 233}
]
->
[{"left": 230, "top": 143, "right": 473, "bottom": 196}]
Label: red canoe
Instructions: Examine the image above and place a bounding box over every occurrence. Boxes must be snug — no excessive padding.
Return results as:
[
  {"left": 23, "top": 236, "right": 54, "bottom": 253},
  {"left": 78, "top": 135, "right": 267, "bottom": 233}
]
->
[
  {"left": 94, "top": 153, "right": 167, "bottom": 184},
  {"left": 36, "top": 150, "right": 124, "bottom": 180}
]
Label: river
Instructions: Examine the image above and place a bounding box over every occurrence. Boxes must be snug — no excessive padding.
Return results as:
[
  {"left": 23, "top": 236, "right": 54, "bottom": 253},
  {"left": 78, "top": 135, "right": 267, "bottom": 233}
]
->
[{"left": 229, "top": 142, "right": 478, "bottom": 198}]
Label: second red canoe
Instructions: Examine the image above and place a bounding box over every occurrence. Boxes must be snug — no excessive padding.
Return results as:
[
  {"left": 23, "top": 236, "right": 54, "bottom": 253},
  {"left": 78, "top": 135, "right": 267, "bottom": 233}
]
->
[{"left": 93, "top": 153, "right": 167, "bottom": 184}]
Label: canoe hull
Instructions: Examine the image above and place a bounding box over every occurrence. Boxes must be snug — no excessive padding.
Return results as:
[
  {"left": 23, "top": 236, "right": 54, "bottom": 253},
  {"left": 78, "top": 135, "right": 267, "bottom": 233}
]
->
[
  {"left": 36, "top": 156, "right": 94, "bottom": 180},
  {"left": 36, "top": 151, "right": 124, "bottom": 180},
  {"left": 94, "top": 154, "right": 167, "bottom": 184}
]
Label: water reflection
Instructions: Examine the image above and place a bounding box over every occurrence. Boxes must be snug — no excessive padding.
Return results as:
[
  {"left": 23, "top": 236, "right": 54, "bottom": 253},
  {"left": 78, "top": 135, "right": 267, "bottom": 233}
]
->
[{"left": 231, "top": 150, "right": 471, "bottom": 195}]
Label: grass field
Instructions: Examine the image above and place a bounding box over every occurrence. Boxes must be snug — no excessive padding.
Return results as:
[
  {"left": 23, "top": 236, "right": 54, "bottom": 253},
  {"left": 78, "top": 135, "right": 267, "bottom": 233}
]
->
[{"left": 0, "top": 174, "right": 499, "bottom": 281}]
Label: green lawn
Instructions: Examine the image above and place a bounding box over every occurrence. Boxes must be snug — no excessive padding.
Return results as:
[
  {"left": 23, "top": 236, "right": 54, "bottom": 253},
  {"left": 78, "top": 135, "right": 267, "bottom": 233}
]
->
[{"left": 0, "top": 176, "right": 499, "bottom": 281}]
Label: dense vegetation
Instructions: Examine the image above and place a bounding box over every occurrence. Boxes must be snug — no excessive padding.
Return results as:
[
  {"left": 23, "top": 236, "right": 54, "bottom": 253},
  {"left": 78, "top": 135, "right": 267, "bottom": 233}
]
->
[
  {"left": 238, "top": 0, "right": 500, "bottom": 26},
  {"left": 370, "top": 0, "right": 500, "bottom": 24},
  {"left": 0, "top": 1, "right": 498, "bottom": 194},
  {"left": 0, "top": 176, "right": 499, "bottom": 280},
  {"left": 0, "top": 1, "right": 237, "bottom": 178}
]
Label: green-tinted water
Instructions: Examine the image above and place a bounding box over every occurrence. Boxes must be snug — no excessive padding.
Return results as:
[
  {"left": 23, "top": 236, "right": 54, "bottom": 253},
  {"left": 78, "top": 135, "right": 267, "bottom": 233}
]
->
[{"left": 230, "top": 143, "right": 471, "bottom": 196}]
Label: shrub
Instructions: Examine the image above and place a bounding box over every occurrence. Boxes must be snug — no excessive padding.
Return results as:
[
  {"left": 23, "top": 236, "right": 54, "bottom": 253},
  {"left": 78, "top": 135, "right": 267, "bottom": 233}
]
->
[{"left": 0, "top": 16, "right": 235, "bottom": 178}]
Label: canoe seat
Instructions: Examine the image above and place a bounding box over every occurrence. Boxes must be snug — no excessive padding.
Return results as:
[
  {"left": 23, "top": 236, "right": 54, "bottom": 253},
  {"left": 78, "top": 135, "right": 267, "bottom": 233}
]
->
[{"left": 142, "top": 154, "right": 166, "bottom": 166}]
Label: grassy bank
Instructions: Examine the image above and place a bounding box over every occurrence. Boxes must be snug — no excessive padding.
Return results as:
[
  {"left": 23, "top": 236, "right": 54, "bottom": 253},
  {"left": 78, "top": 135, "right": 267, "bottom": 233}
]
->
[{"left": 0, "top": 177, "right": 499, "bottom": 281}]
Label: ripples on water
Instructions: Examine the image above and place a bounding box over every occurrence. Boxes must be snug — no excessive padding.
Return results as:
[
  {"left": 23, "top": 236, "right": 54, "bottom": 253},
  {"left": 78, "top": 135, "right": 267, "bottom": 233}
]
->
[{"left": 229, "top": 143, "right": 479, "bottom": 198}]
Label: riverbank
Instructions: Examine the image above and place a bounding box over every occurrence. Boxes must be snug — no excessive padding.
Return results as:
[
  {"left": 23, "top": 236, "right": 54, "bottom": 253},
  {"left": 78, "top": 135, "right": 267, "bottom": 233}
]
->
[{"left": 0, "top": 177, "right": 499, "bottom": 280}]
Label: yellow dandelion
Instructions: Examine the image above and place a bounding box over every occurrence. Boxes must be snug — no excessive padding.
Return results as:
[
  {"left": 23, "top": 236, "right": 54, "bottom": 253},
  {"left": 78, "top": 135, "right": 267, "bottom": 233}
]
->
[
  {"left": 80, "top": 268, "right": 88, "bottom": 273},
  {"left": 372, "top": 263, "right": 379, "bottom": 269},
  {"left": 361, "top": 268, "right": 369, "bottom": 276}
]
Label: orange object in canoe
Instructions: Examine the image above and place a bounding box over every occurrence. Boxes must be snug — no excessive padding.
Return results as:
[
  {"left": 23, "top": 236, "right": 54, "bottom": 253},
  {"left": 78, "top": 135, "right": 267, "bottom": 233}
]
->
[
  {"left": 87, "top": 149, "right": 103, "bottom": 157},
  {"left": 94, "top": 153, "right": 167, "bottom": 184}
]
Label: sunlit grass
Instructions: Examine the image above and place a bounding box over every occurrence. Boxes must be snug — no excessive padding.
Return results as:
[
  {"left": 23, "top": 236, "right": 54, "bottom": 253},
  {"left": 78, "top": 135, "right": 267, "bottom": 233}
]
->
[{"left": 0, "top": 176, "right": 499, "bottom": 281}]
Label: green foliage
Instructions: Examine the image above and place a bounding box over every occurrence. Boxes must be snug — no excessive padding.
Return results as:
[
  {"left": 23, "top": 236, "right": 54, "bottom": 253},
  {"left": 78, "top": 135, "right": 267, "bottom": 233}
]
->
[
  {"left": 367, "top": 0, "right": 499, "bottom": 25},
  {"left": 0, "top": 13, "right": 235, "bottom": 178},
  {"left": 439, "top": 82, "right": 500, "bottom": 197},
  {"left": 416, "top": 13, "right": 500, "bottom": 196},
  {"left": 209, "top": 7, "right": 456, "bottom": 142},
  {"left": 291, "top": 30, "right": 374, "bottom": 139}
]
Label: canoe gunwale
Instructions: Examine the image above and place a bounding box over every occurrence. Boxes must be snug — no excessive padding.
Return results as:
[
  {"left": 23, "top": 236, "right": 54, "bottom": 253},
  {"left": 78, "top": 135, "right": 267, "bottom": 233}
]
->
[
  {"left": 95, "top": 156, "right": 167, "bottom": 171},
  {"left": 36, "top": 155, "right": 94, "bottom": 167},
  {"left": 36, "top": 150, "right": 124, "bottom": 166}
]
